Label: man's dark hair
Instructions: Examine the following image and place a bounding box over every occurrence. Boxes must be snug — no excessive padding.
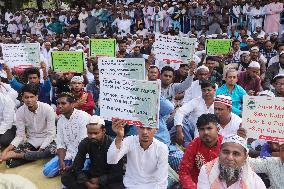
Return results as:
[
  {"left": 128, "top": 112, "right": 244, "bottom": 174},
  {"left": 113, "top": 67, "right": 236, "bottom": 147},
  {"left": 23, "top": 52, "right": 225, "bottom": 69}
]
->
[
  {"left": 161, "top": 66, "right": 175, "bottom": 75},
  {"left": 206, "top": 56, "right": 216, "bottom": 62},
  {"left": 180, "top": 64, "right": 189, "bottom": 68},
  {"left": 196, "top": 114, "right": 219, "bottom": 129},
  {"left": 24, "top": 67, "right": 40, "bottom": 78},
  {"left": 276, "top": 43, "right": 284, "bottom": 50},
  {"left": 232, "top": 39, "right": 240, "bottom": 45},
  {"left": 272, "top": 75, "right": 284, "bottom": 84},
  {"left": 21, "top": 83, "right": 39, "bottom": 96},
  {"left": 57, "top": 92, "right": 76, "bottom": 103},
  {"left": 200, "top": 80, "right": 216, "bottom": 89}
]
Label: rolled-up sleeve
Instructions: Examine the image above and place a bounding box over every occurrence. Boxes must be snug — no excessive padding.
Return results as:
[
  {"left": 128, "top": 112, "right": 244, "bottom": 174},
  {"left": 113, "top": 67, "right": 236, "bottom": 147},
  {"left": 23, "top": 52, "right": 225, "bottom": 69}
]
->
[
  {"left": 107, "top": 136, "right": 131, "bottom": 164},
  {"left": 11, "top": 108, "right": 26, "bottom": 147},
  {"left": 40, "top": 107, "right": 56, "bottom": 149},
  {"left": 174, "top": 101, "right": 194, "bottom": 127}
]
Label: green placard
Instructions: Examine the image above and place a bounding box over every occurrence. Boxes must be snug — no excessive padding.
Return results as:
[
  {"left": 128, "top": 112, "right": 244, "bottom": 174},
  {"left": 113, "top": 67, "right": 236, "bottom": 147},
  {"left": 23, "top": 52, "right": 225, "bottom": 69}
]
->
[
  {"left": 51, "top": 51, "right": 84, "bottom": 73},
  {"left": 89, "top": 39, "right": 116, "bottom": 57},
  {"left": 205, "top": 39, "right": 232, "bottom": 56}
]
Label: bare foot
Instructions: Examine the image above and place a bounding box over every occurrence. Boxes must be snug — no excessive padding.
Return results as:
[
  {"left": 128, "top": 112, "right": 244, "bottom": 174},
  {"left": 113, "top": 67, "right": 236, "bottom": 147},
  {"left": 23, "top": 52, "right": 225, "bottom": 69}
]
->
[{"left": 2, "top": 151, "right": 18, "bottom": 161}]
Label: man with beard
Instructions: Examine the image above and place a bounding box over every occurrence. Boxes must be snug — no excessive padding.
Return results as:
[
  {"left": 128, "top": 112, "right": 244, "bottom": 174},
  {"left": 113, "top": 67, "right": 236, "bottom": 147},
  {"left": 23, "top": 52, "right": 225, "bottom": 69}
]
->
[
  {"left": 179, "top": 113, "right": 222, "bottom": 189},
  {"left": 237, "top": 51, "right": 251, "bottom": 72},
  {"left": 61, "top": 115, "right": 124, "bottom": 189},
  {"left": 107, "top": 119, "right": 168, "bottom": 188},
  {"left": 237, "top": 61, "right": 261, "bottom": 96},
  {"left": 198, "top": 134, "right": 266, "bottom": 189},
  {"left": 116, "top": 40, "right": 131, "bottom": 58},
  {"left": 43, "top": 92, "right": 91, "bottom": 177}
]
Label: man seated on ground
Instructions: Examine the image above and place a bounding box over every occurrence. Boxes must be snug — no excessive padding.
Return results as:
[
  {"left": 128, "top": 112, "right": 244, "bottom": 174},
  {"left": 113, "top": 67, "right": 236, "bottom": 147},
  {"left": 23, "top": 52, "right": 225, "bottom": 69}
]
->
[
  {"left": 3, "top": 63, "right": 51, "bottom": 104},
  {"left": 198, "top": 135, "right": 266, "bottom": 189},
  {"left": 214, "top": 95, "right": 242, "bottom": 137},
  {"left": 107, "top": 119, "right": 168, "bottom": 188},
  {"left": 249, "top": 143, "right": 284, "bottom": 189},
  {"left": 43, "top": 92, "right": 91, "bottom": 177},
  {"left": 0, "top": 92, "right": 16, "bottom": 148},
  {"left": 174, "top": 80, "right": 216, "bottom": 146},
  {"left": 217, "top": 69, "right": 247, "bottom": 117},
  {"left": 237, "top": 61, "right": 262, "bottom": 96},
  {"left": 61, "top": 115, "right": 124, "bottom": 189},
  {"left": 57, "top": 76, "right": 94, "bottom": 115},
  {"left": 179, "top": 114, "right": 222, "bottom": 189},
  {"left": 0, "top": 84, "right": 56, "bottom": 168}
]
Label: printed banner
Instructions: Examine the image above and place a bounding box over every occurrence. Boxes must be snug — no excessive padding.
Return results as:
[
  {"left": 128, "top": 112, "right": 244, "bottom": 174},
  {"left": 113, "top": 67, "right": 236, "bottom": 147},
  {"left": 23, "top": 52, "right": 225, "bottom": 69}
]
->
[
  {"left": 153, "top": 34, "right": 196, "bottom": 66},
  {"left": 51, "top": 51, "right": 84, "bottom": 73},
  {"left": 98, "top": 58, "right": 145, "bottom": 80},
  {"left": 89, "top": 39, "right": 116, "bottom": 57},
  {"left": 242, "top": 96, "right": 284, "bottom": 143},
  {"left": 100, "top": 78, "right": 161, "bottom": 128},
  {"left": 2, "top": 43, "right": 40, "bottom": 67},
  {"left": 205, "top": 39, "right": 232, "bottom": 56}
]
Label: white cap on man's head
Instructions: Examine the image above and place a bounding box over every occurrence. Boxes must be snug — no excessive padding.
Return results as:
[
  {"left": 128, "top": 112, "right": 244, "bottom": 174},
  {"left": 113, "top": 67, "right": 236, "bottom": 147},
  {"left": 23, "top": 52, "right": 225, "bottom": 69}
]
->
[
  {"left": 89, "top": 115, "right": 105, "bottom": 125},
  {"left": 248, "top": 61, "right": 260, "bottom": 69},
  {"left": 222, "top": 134, "right": 249, "bottom": 153},
  {"left": 250, "top": 46, "right": 259, "bottom": 52},
  {"left": 71, "top": 76, "right": 84, "bottom": 83}
]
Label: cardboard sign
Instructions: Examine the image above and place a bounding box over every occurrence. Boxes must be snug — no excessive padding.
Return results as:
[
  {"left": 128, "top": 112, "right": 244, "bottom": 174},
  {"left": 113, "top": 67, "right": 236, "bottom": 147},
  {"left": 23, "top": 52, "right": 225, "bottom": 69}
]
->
[
  {"left": 242, "top": 96, "right": 284, "bottom": 143},
  {"left": 89, "top": 39, "right": 116, "bottom": 57},
  {"left": 206, "top": 39, "right": 232, "bottom": 56},
  {"left": 51, "top": 51, "right": 84, "bottom": 73}
]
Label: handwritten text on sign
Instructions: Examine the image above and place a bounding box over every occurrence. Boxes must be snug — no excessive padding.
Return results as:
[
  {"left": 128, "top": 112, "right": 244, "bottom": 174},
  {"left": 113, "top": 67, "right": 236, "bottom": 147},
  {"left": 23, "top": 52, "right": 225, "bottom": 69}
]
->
[
  {"left": 51, "top": 51, "right": 84, "bottom": 73},
  {"left": 153, "top": 34, "right": 196, "bottom": 64},
  {"left": 205, "top": 39, "right": 232, "bottom": 56},
  {"left": 100, "top": 78, "right": 161, "bottom": 128},
  {"left": 242, "top": 96, "right": 284, "bottom": 143},
  {"left": 2, "top": 43, "right": 40, "bottom": 67},
  {"left": 90, "top": 39, "right": 116, "bottom": 57},
  {"left": 98, "top": 58, "right": 145, "bottom": 80}
]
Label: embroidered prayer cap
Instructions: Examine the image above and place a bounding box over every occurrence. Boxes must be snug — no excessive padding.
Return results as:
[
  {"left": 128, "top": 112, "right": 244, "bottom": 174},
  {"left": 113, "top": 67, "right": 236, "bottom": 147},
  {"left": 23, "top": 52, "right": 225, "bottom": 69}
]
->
[
  {"left": 239, "top": 51, "right": 250, "bottom": 56},
  {"left": 71, "top": 76, "right": 84, "bottom": 83},
  {"left": 222, "top": 134, "right": 249, "bottom": 153},
  {"left": 248, "top": 61, "right": 260, "bottom": 69},
  {"left": 250, "top": 46, "right": 259, "bottom": 52},
  {"left": 196, "top": 65, "right": 209, "bottom": 72},
  {"left": 89, "top": 115, "right": 105, "bottom": 126},
  {"left": 214, "top": 95, "right": 232, "bottom": 107}
]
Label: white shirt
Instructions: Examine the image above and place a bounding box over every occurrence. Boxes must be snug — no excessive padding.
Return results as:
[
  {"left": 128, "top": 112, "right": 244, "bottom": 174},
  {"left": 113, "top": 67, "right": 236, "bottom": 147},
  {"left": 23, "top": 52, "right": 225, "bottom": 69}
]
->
[
  {"left": 268, "top": 55, "right": 279, "bottom": 67},
  {"left": 0, "top": 82, "right": 20, "bottom": 106},
  {"left": 218, "top": 113, "right": 242, "bottom": 137},
  {"left": 197, "top": 164, "right": 266, "bottom": 189},
  {"left": 0, "top": 93, "right": 15, "bottom": 134},
  {"left": 174, "top": 96, "right": 214, "bottom": 128},
  {"left": 107, "top": 135, "right": 168, "bottom": 189},
  {"left": 249, "top": 157, "right": 284, "bottom": 189},
  {"left": 11, "top": 102, "right": 56, "bottom": 149},
  {"left": 56, "top": 109, "right": 90, "bottom": 160}
]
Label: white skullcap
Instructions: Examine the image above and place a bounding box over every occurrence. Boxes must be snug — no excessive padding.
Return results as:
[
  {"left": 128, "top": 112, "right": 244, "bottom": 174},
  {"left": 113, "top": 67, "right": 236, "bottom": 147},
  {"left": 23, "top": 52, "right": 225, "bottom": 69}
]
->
[
  {"left": 248, "top": 61, "right": 260, "bottom": 69},
  {"left": 71, "top": 76, "right": 84, "bottom": 83},
  {"left": 222, "top": 134, "right": 249, "bottom": 153},
  {"left": 273, "top": 73, "right": 284, "bottom": 80},
  {"left": 258, "top": 90, "right": 275, "bottom": 97},
  {"left": 172, "top": 2, "right": 177, "bottom": 5},
  {"left": 246, "top": 37, "right": 253, "bottom": 41},
  {"left": 196, "top": 65, "right": 209, "bottom": 72},
  {"left": 257, "top": 34, "right": 265, "bottom": 39},
  {"left": 239, "top": 51, "right": 250, "bottom": 56},
  {"left": 250, "top": 46, "right": 259, "bottom": 52},
  {"left": 280, "top": 51, "right": 284, "bottom": 56},
  {"left": 270, "top": 32, "right": 278, "bottom": 36},
  {"left": 163, "top": 4, "right": 167, "bottom": 7},
  {"left": 215, "top": 95, "right": 232, "bottom": 107},
  {"left": 89, "top": 115, "right": 105, "bottom": 125}
]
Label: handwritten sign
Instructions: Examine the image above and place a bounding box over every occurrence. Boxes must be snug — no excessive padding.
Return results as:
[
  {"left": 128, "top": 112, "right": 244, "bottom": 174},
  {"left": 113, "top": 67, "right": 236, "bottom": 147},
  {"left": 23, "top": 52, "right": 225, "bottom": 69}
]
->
[
  {"left": 205, "top": 39, "right": 232, "bottom": 56},
  {"left": 89, "top": 39, "right": 116, "bottom": 57},
  {"left": 98, "top": 58, "right": 145, "bottom": 80},
  {"left": 2, "top": 43, "right": 40, "bottom": 68},
  {"left": 153, "top": 34, "right": 196, "bottom": 66},
  {"left": 100, "top": 78, "right": 161, "bottom": 128},
  {"left": 242, "top": 96, "right": 284, "bottom": 143},
  {"left": 51, "top": 51, "right": 84, "bottom": 73}
]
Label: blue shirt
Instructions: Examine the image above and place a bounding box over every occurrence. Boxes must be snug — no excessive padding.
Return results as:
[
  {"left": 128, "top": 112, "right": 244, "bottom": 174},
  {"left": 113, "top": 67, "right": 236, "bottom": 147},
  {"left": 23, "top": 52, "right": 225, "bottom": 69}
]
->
[
  {"left": 10, "top": 77, "right": 51, "bottom": 104},
  {"left": 155, "top": 96, "right": 174, "bottom": 146},
  {"left": 216, "top": 84, "right": 247, "bottom": 116}
]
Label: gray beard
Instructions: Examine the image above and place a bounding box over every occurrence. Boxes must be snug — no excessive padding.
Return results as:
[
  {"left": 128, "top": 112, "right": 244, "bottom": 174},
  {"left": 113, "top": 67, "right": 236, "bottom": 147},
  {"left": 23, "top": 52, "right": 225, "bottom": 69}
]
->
[{"left": 219, "top": 163, "right": 242, "bottom": 183}]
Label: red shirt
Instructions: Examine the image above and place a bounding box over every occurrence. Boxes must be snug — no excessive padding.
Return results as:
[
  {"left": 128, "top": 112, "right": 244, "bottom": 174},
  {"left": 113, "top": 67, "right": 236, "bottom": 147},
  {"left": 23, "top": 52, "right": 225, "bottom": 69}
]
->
[{"left": 179, "top": 135, "right": 223, "bottom": 189}]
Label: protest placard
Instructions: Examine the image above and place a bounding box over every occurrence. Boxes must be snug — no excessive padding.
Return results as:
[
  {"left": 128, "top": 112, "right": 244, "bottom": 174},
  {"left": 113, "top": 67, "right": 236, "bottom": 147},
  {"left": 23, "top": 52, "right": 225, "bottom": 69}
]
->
[
  {"left": 242, "top": 96, "right": 284, "bottom": 143},
  {"left": 100, "top": 78, "right": 161, "bottom": 128},
  {"left": 98, "top": 58, "right": 145, "bottom": 80},
  {"left": 2, "top": 43, "right": 40, "bottom": 68},
  {"left": 51, "top": 51, "right": 84, "bottom": 73},
  {"left": 205, "top": 39, "right": 232, "bottom": 56},
  {"left": 153, "top": 34, "right": 196, "bottom": 67},
  {"left": 89, "top": 39, "right": 116, "bottom": 57}
]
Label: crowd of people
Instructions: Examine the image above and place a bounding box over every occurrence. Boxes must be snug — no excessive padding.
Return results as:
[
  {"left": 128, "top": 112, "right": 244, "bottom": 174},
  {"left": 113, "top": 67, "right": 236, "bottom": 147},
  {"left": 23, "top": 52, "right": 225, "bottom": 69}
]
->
[{"left": 0, "top": 0, "right": 284, "bottom": 189}]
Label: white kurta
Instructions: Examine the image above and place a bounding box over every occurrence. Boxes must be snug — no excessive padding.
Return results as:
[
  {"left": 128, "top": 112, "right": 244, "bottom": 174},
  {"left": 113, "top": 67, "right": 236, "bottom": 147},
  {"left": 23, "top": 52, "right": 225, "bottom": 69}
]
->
[{"left": 78, "top": 12, "right": 88, "bottom": 33}]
